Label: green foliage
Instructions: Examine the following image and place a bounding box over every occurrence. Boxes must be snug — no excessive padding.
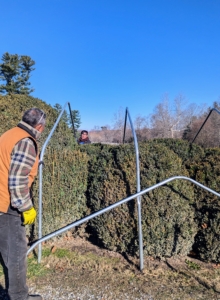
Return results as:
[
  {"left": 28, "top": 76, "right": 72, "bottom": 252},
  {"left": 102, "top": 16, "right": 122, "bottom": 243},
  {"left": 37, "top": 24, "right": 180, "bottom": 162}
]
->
[
  {"left": 139, "top": 142, "right": 197, "bottom": 258},
  {"left": 0, "top": 52, "right": 35, "bottom": 95},
  {"left": 70, "top": 109, "right": 81, "bottom": 131},
  {"left": 0, "top": 94, "right": 82, "bottom": 236},
  {"left": 53, "top": 248, "right": 71, "bottom": 258},
  {"left": 0, "top": 52, "right": 20, "bottom": 94},
  {"left": 191, "top": 148, "right": 220, "bottom": 262},
  {"left": 84, "top": 142, "right": 197, "bottom": 258},
  {"left": 185, "top": 259, "right": 200, "bottom": 270},
  {"left": 32, "top": 148, "right": 89, "bottom": 236},
  {"left": 27, "top": 255, "right": 49, "bottom": 278},
  {"left": 153, "top": 138, "right": 205, "bottom": 160},
  {"left": 0, "top": 98, "right": 220, "bottom": 263},
  {"left": 86, "top": 144, "right": 138, "bottom": 253},
  {"left": 82, "top": 140, "right": 219, "bottom": 262},
  {"left": 53, "top": 103, "right": 69, "bottom": 124},
  {"left": 0, "top": 94, "right": 54, "bottom": 135},
  {"left": 0, "top": 94, "right": 77, "bottom": 150},
  {"left": 53, "top": 103, "right": 81, "bottom": 137},
  {"left": 18, "top": 55, "right": 35, "bottom": 95}
]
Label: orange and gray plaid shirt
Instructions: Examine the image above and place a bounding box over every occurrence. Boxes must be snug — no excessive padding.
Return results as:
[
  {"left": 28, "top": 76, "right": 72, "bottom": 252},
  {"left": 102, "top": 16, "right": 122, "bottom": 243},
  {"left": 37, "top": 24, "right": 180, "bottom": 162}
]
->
[{"left": 8, "top": 121, "right": 41, "bottom": 212}]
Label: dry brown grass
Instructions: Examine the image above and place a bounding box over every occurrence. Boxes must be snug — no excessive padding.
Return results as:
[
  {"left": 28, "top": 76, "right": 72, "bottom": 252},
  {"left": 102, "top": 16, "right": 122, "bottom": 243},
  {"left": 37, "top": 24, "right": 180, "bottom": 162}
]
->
[
  {"left": 0, "top": 236, "right": 220, "bottom": 299},
  {"left": 27, "top": 236, "right": 220, "bottom": 299}
]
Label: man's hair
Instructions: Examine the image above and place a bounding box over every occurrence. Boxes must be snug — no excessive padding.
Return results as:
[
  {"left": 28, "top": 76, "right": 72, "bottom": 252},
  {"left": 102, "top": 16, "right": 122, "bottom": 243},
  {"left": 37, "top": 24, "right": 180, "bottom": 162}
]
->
[
  {"left": 81, "top": 130, "right": 88, "bottom": 135},
  {"left": 22, "top": 108, "right": 46, "bottom": 127}
]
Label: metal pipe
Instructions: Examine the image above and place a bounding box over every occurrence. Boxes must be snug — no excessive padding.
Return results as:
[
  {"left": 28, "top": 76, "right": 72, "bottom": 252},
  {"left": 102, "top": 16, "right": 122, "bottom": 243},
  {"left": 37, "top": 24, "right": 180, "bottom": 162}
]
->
[
  {"left": 112, "top": 108, "right": 143, "bottom": 269},
  {"left": 125, "top": 108, "right": 143, "bottom": 270},
  {"left": 122, "top": 109, "right": 128, "bottom": 144},
  {"left": 192, "top": 108, "right": 220, "bottom": 143},
  {"left": 38, "top": 102, "right": 70, "bottom": 263},
  {"left": 68, "top": 102, "right": 76, "bottom": 139},
  {"left": 28, "top": 175, "right": 220, "bottom": 257}
]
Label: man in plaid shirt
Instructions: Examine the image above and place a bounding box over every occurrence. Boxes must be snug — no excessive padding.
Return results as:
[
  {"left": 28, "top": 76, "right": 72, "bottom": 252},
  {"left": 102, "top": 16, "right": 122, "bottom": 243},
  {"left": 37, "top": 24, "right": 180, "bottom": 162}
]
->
[{"left": 0, "top": 108, "right": 46, "bottom": 300}]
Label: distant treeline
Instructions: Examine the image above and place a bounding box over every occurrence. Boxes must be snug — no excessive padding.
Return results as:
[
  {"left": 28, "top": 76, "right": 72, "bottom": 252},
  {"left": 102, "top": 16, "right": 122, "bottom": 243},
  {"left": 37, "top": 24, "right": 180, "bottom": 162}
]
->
[{"left": 90, "top": 97, "right": 220, "bottom": 149}]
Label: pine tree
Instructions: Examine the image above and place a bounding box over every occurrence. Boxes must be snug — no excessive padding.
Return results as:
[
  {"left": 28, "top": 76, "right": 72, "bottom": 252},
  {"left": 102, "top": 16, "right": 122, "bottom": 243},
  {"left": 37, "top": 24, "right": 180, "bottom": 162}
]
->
[
  {"left": 19, "top": 55, "right": 35, "bottom": 94},
  {"left": 70, "top": 110, "right": 81, "bottom": 130},
  {"left": 53, "top": 104, "right": 81, "bottom": 134},
  {"left": 0, "top": 52, "right": 35, "bottom": 95}
]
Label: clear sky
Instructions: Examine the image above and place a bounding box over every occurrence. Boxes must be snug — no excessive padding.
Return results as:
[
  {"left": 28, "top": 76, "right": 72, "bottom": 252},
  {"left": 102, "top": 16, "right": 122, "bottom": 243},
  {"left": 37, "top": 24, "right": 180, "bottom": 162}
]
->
[{"left": 1, "top": 0, "right": 220, "bottom": 130}]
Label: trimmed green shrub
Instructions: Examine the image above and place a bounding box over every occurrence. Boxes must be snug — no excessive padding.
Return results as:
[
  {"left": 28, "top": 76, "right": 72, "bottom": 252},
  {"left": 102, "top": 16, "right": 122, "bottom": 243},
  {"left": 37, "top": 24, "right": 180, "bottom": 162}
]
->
[
  {"left": 0, "top": 95, "right": 81, "bottom": 237},
  {"left": 85, "top": 144, "right": 137, "bottom": 253},
  {"left": 85, "top": 142, "right": 197, "bottom": 258},
  {"left": 138, "top": 142, "right": 197, "bottom": 258},
  {"left": 151, "top": 138, "right": 205, "bottom": 164},
  {"left": 0, "top": 94, "right": 76, "bottom": 150},
  {"left": 32, "top": 148, "right": 89, "bottom": 236},
  {"left": 191, "top": 148, "right": 220, "bottom": 262}
]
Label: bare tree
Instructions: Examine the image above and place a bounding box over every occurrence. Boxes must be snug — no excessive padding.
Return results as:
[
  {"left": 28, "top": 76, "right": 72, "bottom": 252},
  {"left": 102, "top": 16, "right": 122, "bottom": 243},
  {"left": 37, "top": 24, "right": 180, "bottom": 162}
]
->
[
  {"left": 100, "top": 125, "right": 115, "bottom": 143},
  {"left": 134, "top": 114, "right": 151, "bottom": 141},
  {"left": 90, "top": 125, "right": 117, "bottom": 143},
  {"left": 134, "top": 114, "right": 148, "bottom": 130},
  {"left": 112, "top": 107, "right": 125, "bottom": 143},
  {"left": 183, "top": 100, "right": 220, "bottom": 147},
  {"left": 150, "top": 94, "right": 173, "bottom": 138},
  {"left": 150, "top": 94, "right": 202, "bottom": 139}
]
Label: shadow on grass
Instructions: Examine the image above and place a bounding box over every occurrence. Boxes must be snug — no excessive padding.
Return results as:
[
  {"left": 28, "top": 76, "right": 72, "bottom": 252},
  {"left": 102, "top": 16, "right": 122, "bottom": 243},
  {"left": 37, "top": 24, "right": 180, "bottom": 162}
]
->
[
  {"left": 0, "top": 255, "right": 9, "bottom": 300},
  {"left": 0, "top": 284, "right": 9, "bottom": 300}
]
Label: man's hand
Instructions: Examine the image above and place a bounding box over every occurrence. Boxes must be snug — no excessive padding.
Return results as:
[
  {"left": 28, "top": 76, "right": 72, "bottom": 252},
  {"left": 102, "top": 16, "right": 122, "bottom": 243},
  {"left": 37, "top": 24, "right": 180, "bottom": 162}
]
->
[{"left": 22, "top": 207, "right": 37, "bottom": 225}]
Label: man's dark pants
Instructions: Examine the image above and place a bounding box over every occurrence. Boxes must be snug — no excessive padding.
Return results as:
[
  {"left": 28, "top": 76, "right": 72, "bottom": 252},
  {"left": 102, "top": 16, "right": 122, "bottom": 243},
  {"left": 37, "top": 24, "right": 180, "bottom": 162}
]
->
[{"left": 0, "top": 213, "right": 28, "bottom": 300}]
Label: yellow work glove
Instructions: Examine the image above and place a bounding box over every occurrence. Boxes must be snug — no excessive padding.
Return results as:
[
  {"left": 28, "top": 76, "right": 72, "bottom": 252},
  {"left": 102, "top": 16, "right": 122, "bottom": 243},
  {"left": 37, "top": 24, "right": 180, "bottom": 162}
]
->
[{"left": 22, "top": 207, "right": 37, "bottom": 225}]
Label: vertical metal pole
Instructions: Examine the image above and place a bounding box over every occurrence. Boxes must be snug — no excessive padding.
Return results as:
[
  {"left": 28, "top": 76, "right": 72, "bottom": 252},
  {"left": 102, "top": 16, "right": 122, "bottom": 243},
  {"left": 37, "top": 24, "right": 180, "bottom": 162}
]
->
[
  {"left": 192, "top": 108, "right": 220, "bottom": 143},
  {"left": 124, "top": 107, "right": 144, "bottom": 271},
  {"left": 68, "top": 102, "right": 76, "bottom": 139},
  {"left": 37, "top": 102, "right": 70, "bottom": 263},
  {"left": 122, "top": 109, "right": 128, "bottom": 144},
  {"left": 37, "top": 164, "right": 43, "bottom": 263}
]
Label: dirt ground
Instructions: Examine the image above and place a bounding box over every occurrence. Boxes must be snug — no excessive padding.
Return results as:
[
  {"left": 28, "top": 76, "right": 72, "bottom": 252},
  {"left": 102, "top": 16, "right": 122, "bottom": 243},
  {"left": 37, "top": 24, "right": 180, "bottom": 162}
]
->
[{"left": 0, "top": 236, "right": 220, "bottom": 300}]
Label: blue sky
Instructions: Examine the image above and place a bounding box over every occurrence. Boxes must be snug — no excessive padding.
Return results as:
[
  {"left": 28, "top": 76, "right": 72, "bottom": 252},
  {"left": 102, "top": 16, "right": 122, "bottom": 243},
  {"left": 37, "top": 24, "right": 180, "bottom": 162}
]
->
[{"left": 1, "top": 0, "right": 220, "bottom": 130}]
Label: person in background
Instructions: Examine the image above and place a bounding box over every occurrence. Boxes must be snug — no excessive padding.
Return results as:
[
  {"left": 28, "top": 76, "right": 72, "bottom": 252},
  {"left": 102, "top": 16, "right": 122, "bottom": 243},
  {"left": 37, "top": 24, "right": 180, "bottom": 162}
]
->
[
  {"left": 0, "top": 108, "right": 46, "bottom": 300},
  {"left": 77, "top": 130, "right": 91, "bottom": 144}
]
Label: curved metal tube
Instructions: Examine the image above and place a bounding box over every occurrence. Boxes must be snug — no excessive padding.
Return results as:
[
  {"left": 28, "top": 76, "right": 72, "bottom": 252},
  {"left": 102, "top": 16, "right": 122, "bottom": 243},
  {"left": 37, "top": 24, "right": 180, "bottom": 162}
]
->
[
  {"left": 192, "top": 108, "right": 220, "bottom": 143},
  {"left": 38, "top": 101, "right": 73, "bottom": 263},
  {"left": 28, "top": 176, "right": 220, "bottom": 264},
  {"left": 122, "top": 108, "right": 143, "bottom": 270}
]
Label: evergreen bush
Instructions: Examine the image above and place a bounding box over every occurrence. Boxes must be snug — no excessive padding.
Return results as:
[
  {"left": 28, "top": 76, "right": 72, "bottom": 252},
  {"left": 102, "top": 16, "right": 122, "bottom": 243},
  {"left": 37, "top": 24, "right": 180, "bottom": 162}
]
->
[
  {"left": 32, "top": 148, "right": 89, "bottom": 236},
  {"left": 86, "top": 142, "right": 198, "bottom": 258},
  {"left": 86, "top": 144, "right": 138, "bottom": 253},
  {"left": 192, "top": 148, "right": 220, "bottom": 262}
]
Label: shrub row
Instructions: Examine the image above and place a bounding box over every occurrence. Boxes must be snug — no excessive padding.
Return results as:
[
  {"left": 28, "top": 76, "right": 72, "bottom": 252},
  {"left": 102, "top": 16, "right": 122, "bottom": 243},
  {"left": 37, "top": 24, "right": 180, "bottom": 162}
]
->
[
  {"left": 1, "top": 96, "right": 219, "bottom": 262},
  {"left": 82, "top": 140, "right": 220, "bottom": 262}
]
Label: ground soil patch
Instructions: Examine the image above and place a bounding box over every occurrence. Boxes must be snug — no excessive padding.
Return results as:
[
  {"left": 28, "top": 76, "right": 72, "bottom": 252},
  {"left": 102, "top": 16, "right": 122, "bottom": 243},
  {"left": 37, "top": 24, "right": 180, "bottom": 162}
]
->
[{"left": 0, "top": 236, "right": 220, "bottom": 299}]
